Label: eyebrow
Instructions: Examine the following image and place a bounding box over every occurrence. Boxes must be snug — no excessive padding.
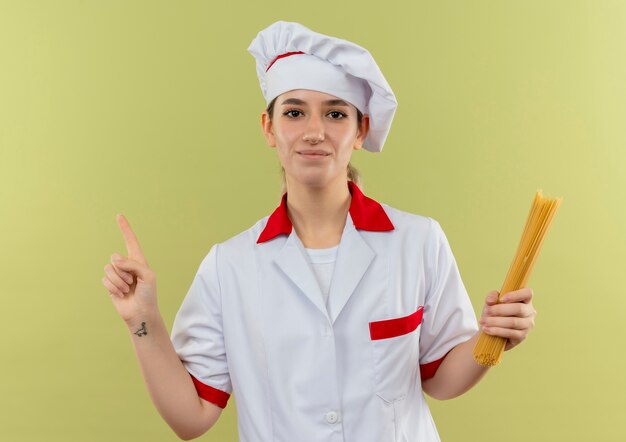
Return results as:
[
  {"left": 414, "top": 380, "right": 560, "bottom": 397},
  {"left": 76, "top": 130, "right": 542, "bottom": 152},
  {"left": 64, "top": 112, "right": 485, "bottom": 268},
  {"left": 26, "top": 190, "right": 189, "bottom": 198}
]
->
[{"left": 280, "top": 98, "right": 351, "bottom": 107}]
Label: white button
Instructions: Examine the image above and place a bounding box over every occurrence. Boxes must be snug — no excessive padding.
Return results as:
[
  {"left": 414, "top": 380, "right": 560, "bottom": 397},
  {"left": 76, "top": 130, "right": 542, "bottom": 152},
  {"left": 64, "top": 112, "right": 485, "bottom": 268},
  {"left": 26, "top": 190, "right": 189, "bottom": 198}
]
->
[
  {"left": 325, "top": 411, "right": 339, "bottom": 424},
  {"left": 321, "top": 324, "right": 333, "bottom": 337}
]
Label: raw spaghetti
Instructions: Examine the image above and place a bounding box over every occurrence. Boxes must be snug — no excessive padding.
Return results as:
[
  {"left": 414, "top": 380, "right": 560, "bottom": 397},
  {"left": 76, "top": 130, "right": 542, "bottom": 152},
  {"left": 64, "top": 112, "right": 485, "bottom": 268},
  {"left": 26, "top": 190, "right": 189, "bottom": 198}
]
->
[{"left": 472, "top": 190, "right": 562, "bottom": 366}]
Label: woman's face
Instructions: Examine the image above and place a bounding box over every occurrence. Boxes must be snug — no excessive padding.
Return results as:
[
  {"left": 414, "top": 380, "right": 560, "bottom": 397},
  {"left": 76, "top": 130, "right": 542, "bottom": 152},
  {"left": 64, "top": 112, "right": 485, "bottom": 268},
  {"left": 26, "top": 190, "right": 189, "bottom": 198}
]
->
[{"left": 261, "top": 89, "right": 369, "bottom": 189}]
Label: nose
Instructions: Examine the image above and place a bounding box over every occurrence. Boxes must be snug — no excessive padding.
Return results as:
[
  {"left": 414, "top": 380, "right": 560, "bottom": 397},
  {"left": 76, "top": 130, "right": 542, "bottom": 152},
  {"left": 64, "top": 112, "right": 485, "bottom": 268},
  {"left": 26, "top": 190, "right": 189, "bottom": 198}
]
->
[{"left": 302, "top": 114, "right": 325, "bottom": 144}]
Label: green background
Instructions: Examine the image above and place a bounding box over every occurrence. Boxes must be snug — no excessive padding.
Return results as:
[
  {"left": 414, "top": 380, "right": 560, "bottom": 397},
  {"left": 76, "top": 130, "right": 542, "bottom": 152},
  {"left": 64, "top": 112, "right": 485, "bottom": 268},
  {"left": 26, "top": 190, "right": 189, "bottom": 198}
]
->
[{"left": 1, "top": 1, "right": 624, "bottom": 440}]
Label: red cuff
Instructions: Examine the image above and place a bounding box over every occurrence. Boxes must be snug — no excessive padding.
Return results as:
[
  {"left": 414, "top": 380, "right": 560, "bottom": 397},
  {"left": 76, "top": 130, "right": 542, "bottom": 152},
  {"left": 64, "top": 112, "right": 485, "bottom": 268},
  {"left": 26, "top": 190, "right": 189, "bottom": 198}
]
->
[
  {"left": 419, "top": 351, "right": 450, "bottom": 381},
  {"left": 189, "top": 373, "right": 231, "bottom": 409}
]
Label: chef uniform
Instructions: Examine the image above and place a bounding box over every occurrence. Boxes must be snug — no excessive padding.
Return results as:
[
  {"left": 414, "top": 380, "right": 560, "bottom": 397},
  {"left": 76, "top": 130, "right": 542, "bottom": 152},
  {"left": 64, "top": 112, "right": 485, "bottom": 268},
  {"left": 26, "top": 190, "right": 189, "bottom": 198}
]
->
[{"left": 171, "top": 21, "right": 479, "bottom": 442}]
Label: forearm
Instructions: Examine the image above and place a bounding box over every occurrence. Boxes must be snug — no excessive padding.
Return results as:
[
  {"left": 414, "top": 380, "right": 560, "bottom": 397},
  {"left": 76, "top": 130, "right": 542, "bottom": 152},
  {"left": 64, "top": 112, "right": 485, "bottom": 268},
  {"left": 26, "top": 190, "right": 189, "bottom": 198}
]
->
[
  {"left": 126, "top": 313, "right": 221, "bottom": 440},
  {"left": 421, "top": 331, "right": 490, "bottom": 400}
]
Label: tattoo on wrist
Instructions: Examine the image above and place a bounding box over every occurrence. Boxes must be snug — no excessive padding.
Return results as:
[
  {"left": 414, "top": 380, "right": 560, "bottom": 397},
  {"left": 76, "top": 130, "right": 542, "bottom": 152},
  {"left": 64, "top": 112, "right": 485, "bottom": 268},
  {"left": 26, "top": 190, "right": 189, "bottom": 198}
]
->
[{"left": 134, "top": 321, "right": 148, "bottom": 337}]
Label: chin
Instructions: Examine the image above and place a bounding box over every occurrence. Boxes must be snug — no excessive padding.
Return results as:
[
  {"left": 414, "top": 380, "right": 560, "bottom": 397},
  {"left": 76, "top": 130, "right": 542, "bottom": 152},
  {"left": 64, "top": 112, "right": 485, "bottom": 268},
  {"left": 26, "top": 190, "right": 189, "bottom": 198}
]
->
[{"left": 291, "top": 172, "right": 346, "bottom": 190}]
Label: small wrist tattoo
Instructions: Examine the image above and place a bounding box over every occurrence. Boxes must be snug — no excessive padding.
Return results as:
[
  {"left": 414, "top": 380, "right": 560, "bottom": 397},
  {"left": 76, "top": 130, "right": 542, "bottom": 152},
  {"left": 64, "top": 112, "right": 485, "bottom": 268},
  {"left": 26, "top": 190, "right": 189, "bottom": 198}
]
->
[{"left": 134, "top": 322, "right": 148, "bottom": 337}]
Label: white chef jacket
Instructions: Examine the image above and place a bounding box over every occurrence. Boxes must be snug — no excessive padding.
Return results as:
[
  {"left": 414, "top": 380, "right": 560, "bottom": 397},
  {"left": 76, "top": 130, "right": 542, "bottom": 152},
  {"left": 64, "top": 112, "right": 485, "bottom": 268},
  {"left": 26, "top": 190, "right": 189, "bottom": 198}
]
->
[{"left": 171, "top": 181, "right": 479, "bottom": 442}]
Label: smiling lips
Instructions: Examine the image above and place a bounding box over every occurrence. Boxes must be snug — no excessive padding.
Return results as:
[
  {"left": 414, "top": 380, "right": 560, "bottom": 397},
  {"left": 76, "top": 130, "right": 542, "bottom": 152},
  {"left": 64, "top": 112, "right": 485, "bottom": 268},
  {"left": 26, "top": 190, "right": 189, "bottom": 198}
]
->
[{"left": 298, "top": 150, "right": 330, "bottom": 156}]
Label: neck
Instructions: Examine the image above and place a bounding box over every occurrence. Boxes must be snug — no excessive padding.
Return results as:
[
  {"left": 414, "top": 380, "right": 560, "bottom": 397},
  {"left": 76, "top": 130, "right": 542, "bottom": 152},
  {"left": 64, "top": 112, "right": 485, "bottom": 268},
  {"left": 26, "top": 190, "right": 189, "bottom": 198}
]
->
[{"left": 285, "top": 176, "right": 351, "bottom": 248}]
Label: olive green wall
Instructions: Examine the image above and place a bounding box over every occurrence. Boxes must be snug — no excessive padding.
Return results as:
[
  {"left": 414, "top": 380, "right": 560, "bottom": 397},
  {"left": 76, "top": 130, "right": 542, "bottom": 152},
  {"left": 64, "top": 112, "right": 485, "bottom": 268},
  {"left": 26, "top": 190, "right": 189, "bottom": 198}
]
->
[{"left": 1, "top": 1, "right": 624, "bottom": 440}]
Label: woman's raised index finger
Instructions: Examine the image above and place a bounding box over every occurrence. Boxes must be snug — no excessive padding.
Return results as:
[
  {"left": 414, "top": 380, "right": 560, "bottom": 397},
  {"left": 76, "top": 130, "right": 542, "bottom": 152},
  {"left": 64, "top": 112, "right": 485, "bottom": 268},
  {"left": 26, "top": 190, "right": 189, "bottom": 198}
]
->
[{"left": 116, "top": 213, "right": 145, "bottom": 261}]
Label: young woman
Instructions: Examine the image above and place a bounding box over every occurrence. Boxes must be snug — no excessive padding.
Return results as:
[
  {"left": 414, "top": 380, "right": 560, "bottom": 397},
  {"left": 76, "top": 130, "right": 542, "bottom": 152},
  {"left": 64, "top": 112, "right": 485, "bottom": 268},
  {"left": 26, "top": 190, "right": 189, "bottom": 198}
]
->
[{"left": 102, "top": 21, "right": 537, "bottom": 441}]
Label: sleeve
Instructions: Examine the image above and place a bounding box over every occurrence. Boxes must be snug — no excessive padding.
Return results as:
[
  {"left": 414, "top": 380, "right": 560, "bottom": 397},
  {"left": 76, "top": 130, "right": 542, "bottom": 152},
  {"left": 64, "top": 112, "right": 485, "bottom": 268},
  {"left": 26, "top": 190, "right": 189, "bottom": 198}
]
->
[
  {"left": 170, "top": 243, "right": 232, "bottom": 408},
  {"left": 418, "top": 218, "right": 479, "bottom": 381}
]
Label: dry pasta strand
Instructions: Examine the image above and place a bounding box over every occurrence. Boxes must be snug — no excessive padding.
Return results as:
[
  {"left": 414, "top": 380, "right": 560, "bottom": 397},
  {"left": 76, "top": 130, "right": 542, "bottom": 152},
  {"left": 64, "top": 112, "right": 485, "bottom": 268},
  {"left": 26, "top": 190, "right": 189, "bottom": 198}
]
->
[{"left": 473, "top": 190, "right": 562, "bottom": 367}]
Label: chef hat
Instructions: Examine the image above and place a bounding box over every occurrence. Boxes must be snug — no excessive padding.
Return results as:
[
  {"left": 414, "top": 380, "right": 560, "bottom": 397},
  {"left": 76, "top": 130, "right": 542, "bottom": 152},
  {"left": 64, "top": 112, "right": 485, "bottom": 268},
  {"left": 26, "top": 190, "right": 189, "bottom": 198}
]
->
[{"left": 247, "top": 21, "right": 398, "bottom": 153}]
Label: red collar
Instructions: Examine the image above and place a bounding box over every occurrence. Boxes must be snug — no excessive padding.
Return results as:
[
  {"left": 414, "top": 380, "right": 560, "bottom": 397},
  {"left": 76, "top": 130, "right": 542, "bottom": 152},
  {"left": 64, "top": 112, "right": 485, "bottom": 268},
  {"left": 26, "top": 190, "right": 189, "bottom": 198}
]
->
[{"left": 257, "top": 181, "right": 395, "bottom": 244}]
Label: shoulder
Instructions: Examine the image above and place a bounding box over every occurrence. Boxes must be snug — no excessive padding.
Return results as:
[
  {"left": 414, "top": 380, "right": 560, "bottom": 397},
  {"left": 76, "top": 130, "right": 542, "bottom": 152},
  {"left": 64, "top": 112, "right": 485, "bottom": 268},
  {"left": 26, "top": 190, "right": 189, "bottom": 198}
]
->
[
  {"left": 375, "top": 202, "right": 454, "bottom": 262},
  {"left": 379, "top": 202, "right": 442, "bottom": 238},
  {"left": 212, "top": 215, "right": 270, "bottom": 255},
  {"left": 193, "top": 215, "right": 270, "bottom": 278}
]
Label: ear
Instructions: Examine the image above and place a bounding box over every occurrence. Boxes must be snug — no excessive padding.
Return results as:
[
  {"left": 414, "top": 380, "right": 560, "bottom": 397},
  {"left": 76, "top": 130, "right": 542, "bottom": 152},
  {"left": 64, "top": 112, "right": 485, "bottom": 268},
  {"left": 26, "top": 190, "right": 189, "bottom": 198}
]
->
[
  {"left": 354, "top": 113, "right": 370, "bottom": 150},
  {"left": 261, "top": 111, "right": 276, "bottom": 147}
]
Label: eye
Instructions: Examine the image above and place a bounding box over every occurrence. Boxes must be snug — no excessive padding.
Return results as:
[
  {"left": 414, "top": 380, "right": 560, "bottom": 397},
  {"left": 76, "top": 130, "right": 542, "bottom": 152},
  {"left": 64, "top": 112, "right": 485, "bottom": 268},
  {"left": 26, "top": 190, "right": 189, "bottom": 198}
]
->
[
  {"left": 328, "top": 111, "right": 347, "bottom": 120},
  {"left": 282, "top": 109, "right": 303, "bottom": 118}
]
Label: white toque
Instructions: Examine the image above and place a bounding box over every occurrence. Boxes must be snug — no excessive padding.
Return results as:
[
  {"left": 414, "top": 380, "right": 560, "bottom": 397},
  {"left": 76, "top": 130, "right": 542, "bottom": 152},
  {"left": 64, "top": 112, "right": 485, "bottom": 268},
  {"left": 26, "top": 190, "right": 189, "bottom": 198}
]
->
[{"left": 247, "top": 21, "right": 398, "bottom": 153}]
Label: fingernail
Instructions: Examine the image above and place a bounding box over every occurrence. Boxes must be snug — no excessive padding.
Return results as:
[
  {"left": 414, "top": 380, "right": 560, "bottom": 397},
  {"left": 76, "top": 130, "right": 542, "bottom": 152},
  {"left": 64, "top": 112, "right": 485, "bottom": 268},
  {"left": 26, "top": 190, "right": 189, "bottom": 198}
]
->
[{"left": 113, "top": 259, "right": 123, "bottom": 264}]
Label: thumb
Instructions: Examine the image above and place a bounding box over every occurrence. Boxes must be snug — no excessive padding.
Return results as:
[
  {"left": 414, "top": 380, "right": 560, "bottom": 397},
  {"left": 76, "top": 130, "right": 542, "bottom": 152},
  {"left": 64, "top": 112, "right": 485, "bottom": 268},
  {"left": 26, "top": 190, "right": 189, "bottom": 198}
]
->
[
  {"left": 113, "top": 258, "right": 153, "bottom": 283},
  {"left": 485, "top": 290, "right": 500, "bottom": 306}
]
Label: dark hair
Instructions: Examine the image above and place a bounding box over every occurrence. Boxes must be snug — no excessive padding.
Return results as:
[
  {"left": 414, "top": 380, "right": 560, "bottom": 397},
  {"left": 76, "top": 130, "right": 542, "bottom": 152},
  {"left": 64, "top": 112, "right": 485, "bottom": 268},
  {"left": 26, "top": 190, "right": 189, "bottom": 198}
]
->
[{"left": 266, "top": 96, "right": 365, "bottom": 194}]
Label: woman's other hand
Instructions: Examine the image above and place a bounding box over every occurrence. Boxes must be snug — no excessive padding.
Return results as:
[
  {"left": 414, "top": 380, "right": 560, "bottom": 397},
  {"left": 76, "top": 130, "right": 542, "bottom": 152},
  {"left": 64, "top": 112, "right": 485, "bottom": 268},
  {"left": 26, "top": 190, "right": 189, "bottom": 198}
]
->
[
  {"left": 102, "top": 214, "right": 159, "bottom": 324},
  {"left": 479, "top": 288, "right": 537, "bottom": 351}
]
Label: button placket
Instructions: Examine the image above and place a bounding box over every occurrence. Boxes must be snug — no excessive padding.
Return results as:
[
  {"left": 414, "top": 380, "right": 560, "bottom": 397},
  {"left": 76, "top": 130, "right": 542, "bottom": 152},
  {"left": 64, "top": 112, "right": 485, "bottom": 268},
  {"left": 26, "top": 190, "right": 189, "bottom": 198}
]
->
[{"left": 321, "top": 322, "right": 333, "bottom": 337}]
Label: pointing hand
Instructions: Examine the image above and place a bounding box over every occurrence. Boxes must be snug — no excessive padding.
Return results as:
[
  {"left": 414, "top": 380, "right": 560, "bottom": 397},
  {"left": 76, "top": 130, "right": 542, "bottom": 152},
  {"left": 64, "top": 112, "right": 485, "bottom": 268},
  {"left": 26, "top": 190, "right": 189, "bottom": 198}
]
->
[{"left": 102, "top": 214, "right": 158, "bottom": 324}]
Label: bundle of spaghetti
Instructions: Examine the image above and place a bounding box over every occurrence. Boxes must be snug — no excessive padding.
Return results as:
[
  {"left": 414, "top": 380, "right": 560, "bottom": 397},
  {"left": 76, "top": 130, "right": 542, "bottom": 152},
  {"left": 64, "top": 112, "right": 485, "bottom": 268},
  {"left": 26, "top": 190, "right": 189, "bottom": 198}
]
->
[{"left": 472, "top": 190, "right": 562, "bottom": 367}]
